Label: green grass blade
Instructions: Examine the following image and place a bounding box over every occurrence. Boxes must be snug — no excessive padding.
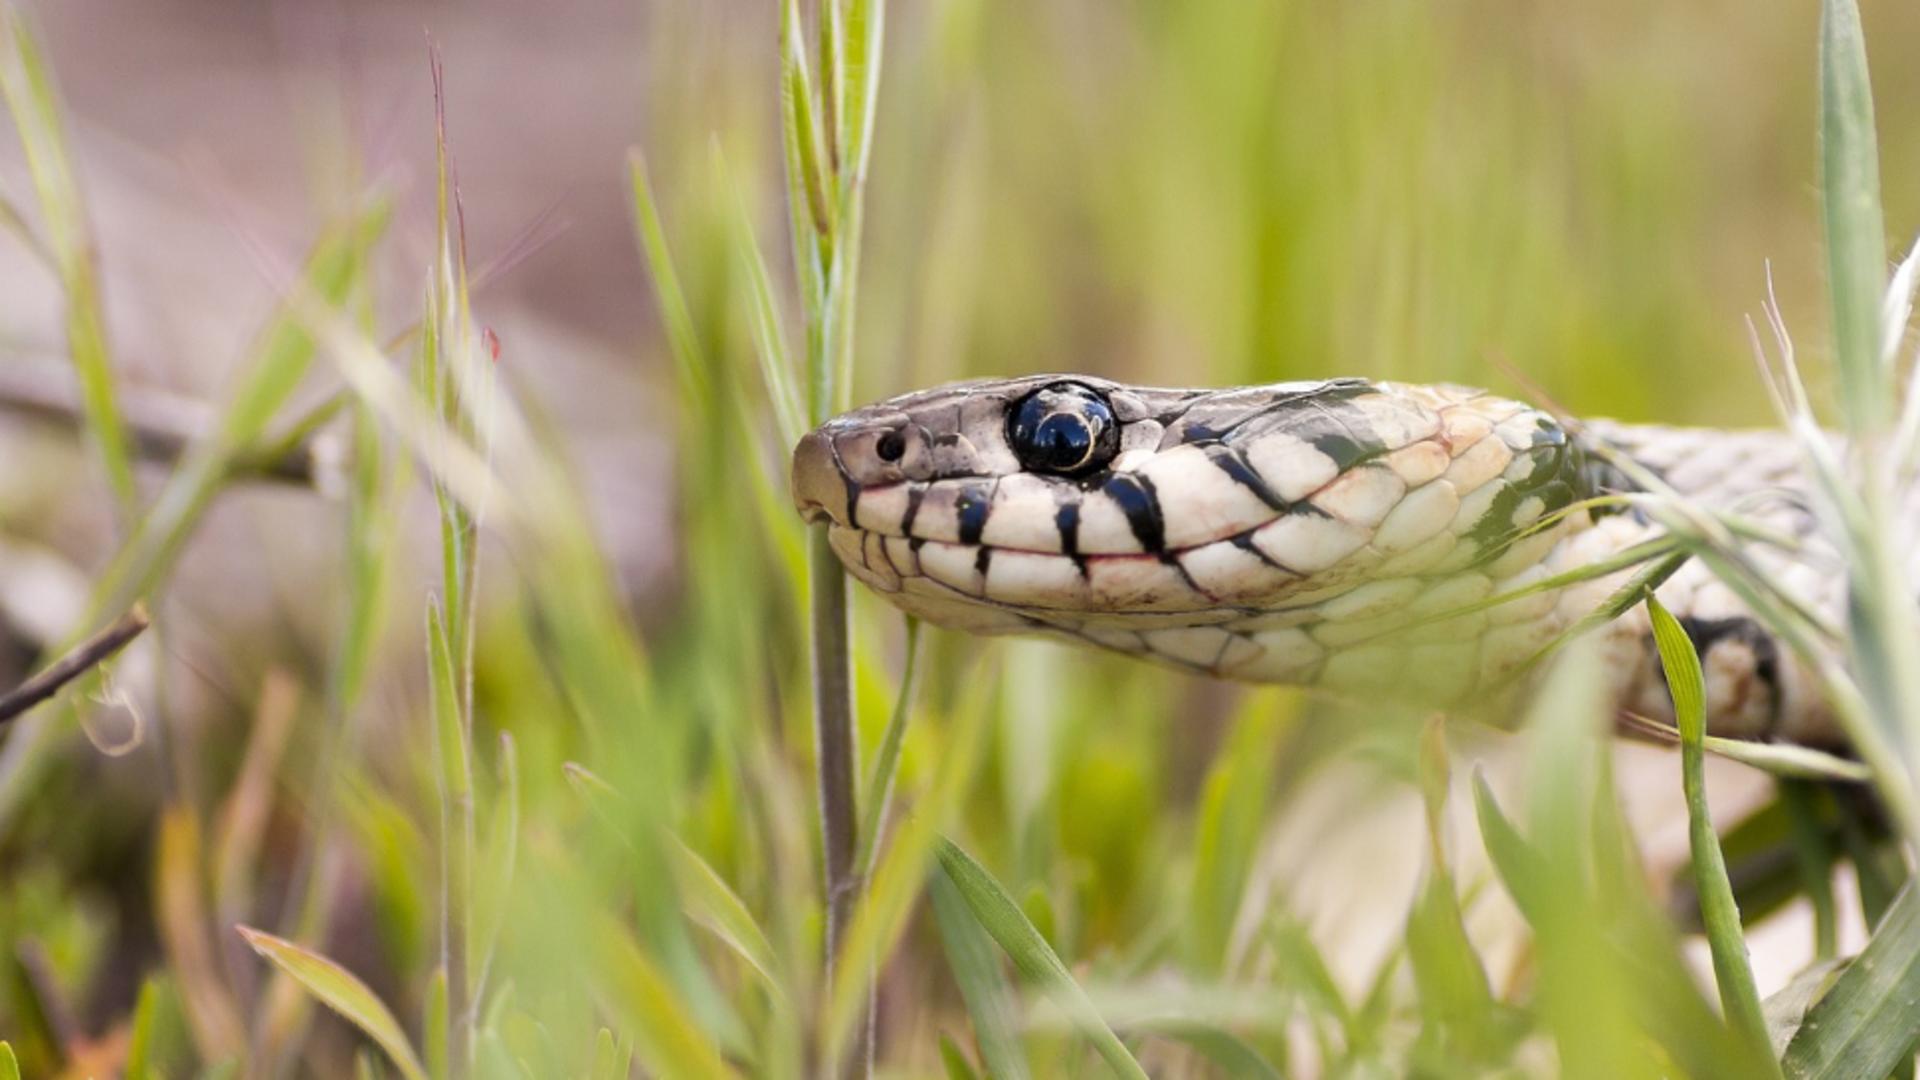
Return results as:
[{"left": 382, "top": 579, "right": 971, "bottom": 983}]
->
[
  {"left": 938, "top": 1035, "right": 983, "bottom": 1080},
  {"left": 933, "top": 837, "right": 1149, "bottom": 1080},
  {"left": 125, "top": 977, "right": 165, "bottom": 1080},
  {"left": 714, "top": 147, "right": 805, "bottom": 449},
  {"left": 627, "top": 149, "right": 712, "bottom": 412},
  {"left": 780, "top": 0, "right": 833, "bottom": 252},
  {"left": 1187, "top": 690, "right": 1294, "bottom": 973},
  {"left": 854, "top": 616, "right": 921, "bottom": 879},
  {"left": 1813, "top": 0, "right": 1920, "bottom": 850},
  {"left": 1406, "top": 720, "right": 1500, "bottom": 1062},
  {"left": 424, "top": 968, "right": 449, "bottom": 1080},
  {"left": 1470, "top": 771, "right": 1549, "bottom": 922},
  {"left": 1128, "top": 1019, "right": 1283, "bottom": 1080},
  {"left": 237, "top": 926, "right": 430, "bottom": 1080},
  {"left": 1782, "top": 883, "right": 1920, "bottom": 1078},
  {"left": 667, "top": 836, "right": 784, "bottom": 998},
  {"left": 87, "top": 202, "right": 391, "bottom": 618},
  {"left": 0, "top": 1042, "right": 16, "bottom": 1080},
  {"left": 470, "top": 733, "right": 519, "bottom": 1002},
  {"left": 1648, "top": 595, "right": 1779, "bottom": 1072},
  {"left": 426, "top": 600, "right": 475, "bottom": 1074},
  {"left": 823, "top": 656, "right": 995, "bottom": 1066},
  {"left": 1819, "top": 0, "right": 1889, "bottom": 431},
  {"left": 0, "top": 7, "right": 136, "bottom": 518},
  {"left": 839, "top": 0, "right": 885, "bottom": 192},
  {"left": 929, "top": 858, "right": 1031, "bottom": 1080},
  {"left": 589, "top": 915, "right": 741, "bottom": 1080},
  {"left": 590, "top": 1027, "right": 631, "bottom": 1080}
]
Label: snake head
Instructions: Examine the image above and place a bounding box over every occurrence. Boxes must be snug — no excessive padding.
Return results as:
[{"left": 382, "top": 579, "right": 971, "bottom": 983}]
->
[
  {"left": 791, "top": 374, "right": 1154, "bottom": 529},
  {"left": 792, "top": 375, "right": 1590, "bottom": 663}
]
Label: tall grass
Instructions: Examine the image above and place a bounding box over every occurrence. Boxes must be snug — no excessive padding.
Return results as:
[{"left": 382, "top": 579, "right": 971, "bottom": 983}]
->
[{"left": 0, "top": 0, "right": 1918, "bottom": 1077}]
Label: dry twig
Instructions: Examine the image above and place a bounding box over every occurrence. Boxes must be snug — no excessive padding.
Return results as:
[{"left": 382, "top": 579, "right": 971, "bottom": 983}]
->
[{"left": 0, "top": 603, "right": 150, "bottom": 724}]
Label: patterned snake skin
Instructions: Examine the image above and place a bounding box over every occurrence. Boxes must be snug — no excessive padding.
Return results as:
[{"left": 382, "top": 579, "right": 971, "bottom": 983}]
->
[{"left": 790, "top": 376, "right": 1850, "bottom": 746}]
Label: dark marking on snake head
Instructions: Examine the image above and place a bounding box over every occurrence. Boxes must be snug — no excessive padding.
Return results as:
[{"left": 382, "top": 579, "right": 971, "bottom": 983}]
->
[
  {"left": 955, "top": 484, "right": 992, "bottom": 546},
  {"left": 1231, "top": 531, "right": 1289, "bottom": 571},
  {"left": 901, "top": 485, "right": 926, "bottom": 537},
  {"left": 1206, "top": 445, "right": 1288, "bottom": 511},
  {"left": 1534, "top": 480, "right": 1575, "bottom": 517},
  {"left": 1102, "top": 472, "right": 1166, "bottom": 554},
  {"left": 1465, "top": 483, "right": 1527, "bottom": 560},
  {"left": 1054, "top": 499, "right": 1086, "bottom": 573},
  {"left": 1269, "top": 399, "right": 1387, "bottom": 471}
]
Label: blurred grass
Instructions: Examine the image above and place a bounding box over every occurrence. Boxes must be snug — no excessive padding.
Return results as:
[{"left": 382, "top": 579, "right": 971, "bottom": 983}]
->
[{"left": 0, "top": 0, "right": 1915, "bottom": 1077}]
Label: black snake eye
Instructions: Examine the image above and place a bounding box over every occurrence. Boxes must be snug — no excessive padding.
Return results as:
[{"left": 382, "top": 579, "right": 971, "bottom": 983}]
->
[
  {"left": 1008, "top": 383, "right": 1119, "bottom": 476},
  {"left": 875, "top": 429, "right": 906, "bottom": 462}
]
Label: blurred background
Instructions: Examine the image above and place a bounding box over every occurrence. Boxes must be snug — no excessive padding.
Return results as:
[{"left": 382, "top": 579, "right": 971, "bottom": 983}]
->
[{"left": 0, "top": 0, "right": 1915, "bottom": 1075}]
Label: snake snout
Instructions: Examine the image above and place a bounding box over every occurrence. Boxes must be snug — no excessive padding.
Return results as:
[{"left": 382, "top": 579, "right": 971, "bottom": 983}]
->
[{"left": 791, "top": 429, "right": 853, "bottom": 526}]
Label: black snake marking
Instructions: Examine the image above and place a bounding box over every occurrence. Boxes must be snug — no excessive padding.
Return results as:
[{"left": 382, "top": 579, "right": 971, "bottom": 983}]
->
[{"left": 792, "top": 375, "right": 1862, "bottom": 746}]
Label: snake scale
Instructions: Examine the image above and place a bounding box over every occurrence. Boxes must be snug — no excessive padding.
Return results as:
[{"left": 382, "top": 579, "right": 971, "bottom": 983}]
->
[{"left": 791, "top": 376, "right": 1853, "bottom": 746}]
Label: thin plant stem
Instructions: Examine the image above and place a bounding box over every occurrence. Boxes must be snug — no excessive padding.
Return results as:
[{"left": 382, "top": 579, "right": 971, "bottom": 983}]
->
[
  {"left": 0, "top": 604, "right": 149, "bottom": 724},
  {"left": 855, "top": 617, "right": 921, "bottom": 881},
  {"left": 809, "top": 527, "right": 859, "bottom": 975}
]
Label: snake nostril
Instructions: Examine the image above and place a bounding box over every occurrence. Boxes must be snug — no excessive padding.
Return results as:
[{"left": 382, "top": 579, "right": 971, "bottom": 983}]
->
[{"left": 876, "top": 429, "right": 906, "bottom": 462}]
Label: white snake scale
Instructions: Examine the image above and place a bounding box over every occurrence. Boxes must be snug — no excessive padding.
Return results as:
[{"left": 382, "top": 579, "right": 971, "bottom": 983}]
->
[{"left": 790, "top": 375, "right": 1863, "bottom": 747}]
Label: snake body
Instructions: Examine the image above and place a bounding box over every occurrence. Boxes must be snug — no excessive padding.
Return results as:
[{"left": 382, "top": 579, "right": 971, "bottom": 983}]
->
[{"left": 790, "top": 376, "right": 1846, "bottom": 745}]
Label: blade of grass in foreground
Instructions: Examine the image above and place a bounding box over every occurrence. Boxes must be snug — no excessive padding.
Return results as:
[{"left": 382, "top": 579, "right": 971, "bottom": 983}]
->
[
  {"left": 1818, "top": 0, "right": 1888, "bottom": 429},
  {"left": 426, "top": 601, "right": 474, "bottom": 1077},
  {"left": 823, "top": 653, "right": 993, "bottom": 1068},
  {"left": 0, "top": 6, "right": 136, "bottom": 520},
  {"left": 1647, "top": 596, "right": 1778, "bottom": 1074},
  {"left": 934, "top": 837, "right": 1148, "bottom": 1080},
  {"left": 930, "top": 867, "right": 1031, "bottom": 1080},
  {"left": 1816, "top": 0, "right": 1920, "bottom": 833},
  {"left": 237, "top": 926, "right": 429, "bottom": 1080},
  {"left": 1186, "top": 690, "right": 1295, "bottom": 974},
  {"left": 1406, "top": 719, "right": 1502, "bottom": 1064},
  {"left": 1781, "top": 883, "right": 1920, "bottom": 1079},
  {"left": 588, "top": 914, "right": 741, "bottom": 1080}
]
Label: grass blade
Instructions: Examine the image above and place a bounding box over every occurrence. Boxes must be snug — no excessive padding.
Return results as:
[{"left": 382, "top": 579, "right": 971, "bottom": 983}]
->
[
  {"left": 589, "top": 915, "right": 741, "bottom": 1080},
  {"left": 237, "top": 925, "right": 430, "bottom": 1080},
  {"left": 1186, "top": 690, "right": 1294, "bottom": 973},
  {"left": 854, "top": 616, "right": 921, "bottom": 879},
  {"left": 627, "top": 149, "right": 712, "bottom": 412},
  {"left": 1406, "top": 719, "right": 1501, "bottom": 1063},
  {"left": 426, "top": 601, "right": 474, "bottom": 1076},
  {"left": 1819, "top": 0, "right": 1889, "bottom": 430},
  {"left": 0, "top": 7, "right": 136, "bottom": 518},
  {"left": 929, "top": 866, "right": 1030, "bottom": 1080},
  {"left": 1128, "top": 1019, "right": 1283, "bottom": 1080},
  {"left": 86, "top": 202, "right": 391, "bottom": 618},
  {"left": 1783, "top": 883, "right": 1920, "bottom": 1078},
  {"left": 933, "top": 837, "right": 1148, "bottom": 1080},
  {"left": 1648, "top": 595, "right": 1779, "bottom": 1072},
  {"left": 823, "top": 655, "right": 994, "bottom": 1067},
  {"left": 666, "top": 836, "right": 784, "bottom": 998},
  {"left": 715, "top": 146, "right": 805, "bottom": 449}
]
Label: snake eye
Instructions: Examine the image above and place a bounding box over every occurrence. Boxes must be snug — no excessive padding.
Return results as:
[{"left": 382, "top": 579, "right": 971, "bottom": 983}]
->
[
  {"left": 875, "top": 429, "right": 906, "bottom": 462},
  {"left": 1008, "top": 383, "right": 1119, "bottom": 476}
]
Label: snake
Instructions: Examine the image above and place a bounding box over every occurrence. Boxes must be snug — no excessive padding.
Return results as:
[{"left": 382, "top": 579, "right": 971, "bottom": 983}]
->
[{"left": 790, "top": 375, "right": 1852, "bottom": 747}]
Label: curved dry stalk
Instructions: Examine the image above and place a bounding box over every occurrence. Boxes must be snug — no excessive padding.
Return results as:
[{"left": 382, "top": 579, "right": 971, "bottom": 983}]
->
[{"left": 0, "top": 603, "right": 149, "bottom": 724}]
